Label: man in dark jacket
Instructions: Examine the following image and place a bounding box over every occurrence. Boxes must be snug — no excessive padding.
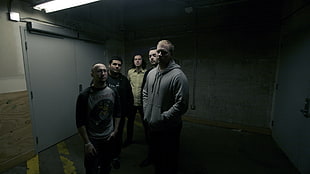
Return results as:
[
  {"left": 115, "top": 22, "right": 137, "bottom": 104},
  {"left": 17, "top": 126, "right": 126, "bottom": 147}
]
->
[
  {"left": 140, "top": 46, "right": 159, "bottom": 167},
  {"left": 107, "top": 56, "right": 134, "bottom": 169}
]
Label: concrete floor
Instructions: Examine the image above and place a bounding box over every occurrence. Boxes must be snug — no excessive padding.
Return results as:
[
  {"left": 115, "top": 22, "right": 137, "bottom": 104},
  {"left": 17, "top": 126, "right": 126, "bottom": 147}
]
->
[{"left": 1, "top": 119, "right": 300, "bottom": 174}]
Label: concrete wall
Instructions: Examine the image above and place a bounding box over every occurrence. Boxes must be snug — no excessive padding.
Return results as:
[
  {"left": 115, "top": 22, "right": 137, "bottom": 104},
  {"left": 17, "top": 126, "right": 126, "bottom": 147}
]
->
[
  {"left": 123, "top": 11, "right": 280, "bottom": 132},
  {"left": 1, "top": 1, "right": 280, "bottom": 139}
]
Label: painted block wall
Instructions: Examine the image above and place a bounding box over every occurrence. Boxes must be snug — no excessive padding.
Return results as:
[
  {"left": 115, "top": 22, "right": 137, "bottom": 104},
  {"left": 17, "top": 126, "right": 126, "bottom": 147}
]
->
[
  {"left": 121, "top": 0, "right": 282, "bottom": 131},
  {"left": 123, "top": 25, "right": 279, "bottom": 130}
]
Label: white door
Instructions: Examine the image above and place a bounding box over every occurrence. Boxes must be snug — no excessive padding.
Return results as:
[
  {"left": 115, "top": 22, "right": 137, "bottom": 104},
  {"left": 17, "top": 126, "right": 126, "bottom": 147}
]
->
[
  {"left": 22, "top": 29, "right": 107, "bottom": 152},
  {"left": 23, "top": 30, "right": 78, "bottom": 152},
  {"left": 273, "top": 30, "right": 310, "bottom": 173}
]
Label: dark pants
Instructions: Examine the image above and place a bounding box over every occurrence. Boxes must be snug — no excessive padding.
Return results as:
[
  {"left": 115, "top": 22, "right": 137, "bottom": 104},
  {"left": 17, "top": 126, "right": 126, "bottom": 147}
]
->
[
  {"left": 84, "top": 138, "right": 114, "bottom": 174},
  {"left": 113, "top": 106, "right": 145, "bottom": 159},
  {"left": 113, "top": 115, "right": 126, "bottom": 158},
  {"left": 126, "top": 106, "right": 145, "bottom": 143},
  {"left": 149, "top": 123, "right": 182, "bottom": 174}
]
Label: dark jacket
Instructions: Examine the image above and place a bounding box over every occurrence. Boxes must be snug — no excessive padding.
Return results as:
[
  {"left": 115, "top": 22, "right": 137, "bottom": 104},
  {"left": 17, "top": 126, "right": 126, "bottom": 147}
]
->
[{"left": 107, "top": 74, "right": 134, "bottom": 116}]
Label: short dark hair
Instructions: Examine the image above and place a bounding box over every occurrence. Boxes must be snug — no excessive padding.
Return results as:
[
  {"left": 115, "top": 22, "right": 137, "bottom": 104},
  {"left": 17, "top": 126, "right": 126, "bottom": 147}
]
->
[
  {"left": 109, "top": 56, "right": 123, "bottom": 65},
  {"left": 149, "top": 46, "right": 157, "bottom": 51},
  {"left": 131, "top": 54, "right": 146, "bottom": 69}
]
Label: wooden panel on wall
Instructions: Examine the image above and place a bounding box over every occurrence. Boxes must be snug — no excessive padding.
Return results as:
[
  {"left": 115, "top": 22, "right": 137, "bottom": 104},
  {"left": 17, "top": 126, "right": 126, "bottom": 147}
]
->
[{"left": 0, "top": 91, "right": 35, "bottom": 172}]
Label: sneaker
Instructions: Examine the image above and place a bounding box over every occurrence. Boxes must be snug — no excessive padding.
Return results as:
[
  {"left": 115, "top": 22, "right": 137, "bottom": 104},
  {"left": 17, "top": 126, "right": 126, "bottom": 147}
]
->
[{"left": 112, "top": 157, "right": 120, "bottom": 169}]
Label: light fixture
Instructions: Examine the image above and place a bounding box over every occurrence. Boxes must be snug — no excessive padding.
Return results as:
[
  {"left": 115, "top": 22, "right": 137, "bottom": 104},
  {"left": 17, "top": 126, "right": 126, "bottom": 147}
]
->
[
  {"left": 9, "top": 12, "right": 20, "bottom": 21},
  {"left": 33, "top": 0, "right": 100, "bottom": 13}
]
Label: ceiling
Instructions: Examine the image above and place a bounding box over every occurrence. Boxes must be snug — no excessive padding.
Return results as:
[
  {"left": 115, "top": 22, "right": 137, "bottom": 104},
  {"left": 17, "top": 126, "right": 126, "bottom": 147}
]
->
[{"left": 17, "top": 0, "right": 282, "bottom": 39}]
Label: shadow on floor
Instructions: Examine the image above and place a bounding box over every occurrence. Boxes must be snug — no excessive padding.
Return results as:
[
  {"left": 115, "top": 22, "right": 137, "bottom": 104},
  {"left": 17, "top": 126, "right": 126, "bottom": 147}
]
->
[{"left": 1, "top": 120, "right": 300, "bottom": 174}]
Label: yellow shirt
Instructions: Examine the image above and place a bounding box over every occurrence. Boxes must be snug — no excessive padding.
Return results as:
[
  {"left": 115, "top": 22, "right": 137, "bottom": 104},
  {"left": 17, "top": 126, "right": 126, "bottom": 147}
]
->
[{"left": 127, "top": 68, "right": 146, "bottom": 106}]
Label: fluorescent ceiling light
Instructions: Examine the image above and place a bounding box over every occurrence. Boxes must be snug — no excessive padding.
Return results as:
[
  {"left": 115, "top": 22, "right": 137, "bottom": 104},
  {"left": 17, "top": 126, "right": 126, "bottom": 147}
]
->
[{"left": 33, "top": 0, "right": 100, "bottom": 13}]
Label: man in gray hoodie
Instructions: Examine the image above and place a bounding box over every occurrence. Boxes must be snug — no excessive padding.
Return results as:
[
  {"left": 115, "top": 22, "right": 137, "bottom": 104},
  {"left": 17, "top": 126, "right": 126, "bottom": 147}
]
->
[{"left": 143, "top": 40, "right": 189, "bottom": 174}]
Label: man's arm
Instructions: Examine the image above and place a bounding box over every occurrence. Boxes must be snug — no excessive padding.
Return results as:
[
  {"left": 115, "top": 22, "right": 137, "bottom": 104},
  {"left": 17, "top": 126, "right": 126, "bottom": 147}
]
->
[
  {"left": 109, "top": 117, "right": 120, "bottom": 140},
  {"left": 77, "top": 126, "right": 91, "bottom": 144},
  {"left": 142, "top": 76, "right": 149, "bottom": 112},
  {"left": 163, "top": 72, "right": 189, "bottom": 119},
  {"left": 78, "top": 126, "right": 97, "bottom": 157},
  {"left": 76, "top": 91, "right": 96, "bottom": 156},
  {"left": 109, "top": 90, "right": 121, "bottom": 140},
  {"left": 125, "top": 76, "right": 134, "bottom": 115},
  {"left": 76, "top": 94, "right": 90, "bottom": 144}
]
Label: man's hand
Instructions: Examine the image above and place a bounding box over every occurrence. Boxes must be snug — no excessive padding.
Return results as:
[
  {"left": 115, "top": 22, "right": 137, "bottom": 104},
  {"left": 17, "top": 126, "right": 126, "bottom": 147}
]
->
[
  {"left": 108, "top": 130, "right": 118, "bottom": 141},
  {"left": 84, "top": 143, "right": 97, "bottom": 158}
]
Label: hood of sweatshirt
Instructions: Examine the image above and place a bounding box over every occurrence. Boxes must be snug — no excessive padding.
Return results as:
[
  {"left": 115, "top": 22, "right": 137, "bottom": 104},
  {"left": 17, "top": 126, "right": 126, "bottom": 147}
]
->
[
  {"left": 151, "top": 60, "right": 180, "bottom": 94},
  {"left": 144, "top": 59, "right": 189, "bottom": 131},
  {"left": 158, "top": 59, "right": 180, "bottom": 75}
]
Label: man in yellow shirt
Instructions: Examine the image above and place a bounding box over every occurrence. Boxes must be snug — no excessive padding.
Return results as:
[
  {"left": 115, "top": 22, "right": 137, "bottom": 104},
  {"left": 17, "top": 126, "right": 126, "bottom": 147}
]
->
[{"left": 126, "top": 54, "right": 146, "bottom": 147}]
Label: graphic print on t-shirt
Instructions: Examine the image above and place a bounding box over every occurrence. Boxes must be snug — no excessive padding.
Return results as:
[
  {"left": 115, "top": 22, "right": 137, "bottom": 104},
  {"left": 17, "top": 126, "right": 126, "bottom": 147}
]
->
[
  {"left": 107, "top": 81, "right": 120, "bottom": 92},
  {"left": 89, "top": 99, "right": 113, "bottom": 133}
]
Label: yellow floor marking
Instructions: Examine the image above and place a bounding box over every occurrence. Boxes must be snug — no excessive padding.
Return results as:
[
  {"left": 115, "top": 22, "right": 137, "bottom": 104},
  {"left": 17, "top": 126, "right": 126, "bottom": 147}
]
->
[
  {"left": 59, "top": 156, "right": 77, "bottom": 174},
  {"left": 57, "top": 141, "right": 77, "bottom": 174},
  {"left": 57, "top": 141, "right": 69, "bottom": 155},
  {"left": 26, "top": 155, "right": 39, "bottom": 174}
]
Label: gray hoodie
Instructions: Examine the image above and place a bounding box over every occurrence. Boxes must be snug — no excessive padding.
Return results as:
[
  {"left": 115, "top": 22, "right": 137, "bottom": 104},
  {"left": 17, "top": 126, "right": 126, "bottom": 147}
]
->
[{"left": 143, "top": 60, "right": 189, "bottom": 131}]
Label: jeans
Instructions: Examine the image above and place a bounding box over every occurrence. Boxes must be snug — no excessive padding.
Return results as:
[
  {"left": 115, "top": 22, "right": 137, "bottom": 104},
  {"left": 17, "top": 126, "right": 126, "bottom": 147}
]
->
[{"left": 84, "top": 138, "right": 114, "bottom": 174}]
